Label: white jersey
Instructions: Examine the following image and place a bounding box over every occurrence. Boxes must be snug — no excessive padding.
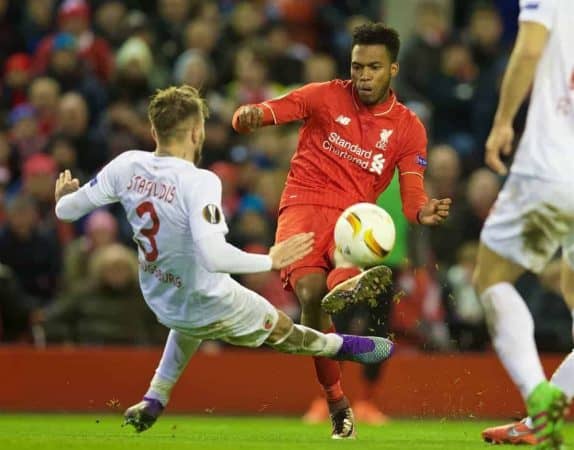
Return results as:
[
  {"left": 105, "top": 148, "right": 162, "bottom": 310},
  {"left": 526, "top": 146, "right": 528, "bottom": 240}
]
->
[
  {"left": 83, "top": 150, "right": 241, "bottom": 330},
  {"left": 512, "top": 0, "right": 574, "bottom": 182}
]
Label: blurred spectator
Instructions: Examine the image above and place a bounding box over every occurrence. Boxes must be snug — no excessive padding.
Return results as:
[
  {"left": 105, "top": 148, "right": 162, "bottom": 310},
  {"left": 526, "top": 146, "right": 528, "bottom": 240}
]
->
[
  {"left": 62, "top": 209, "right": 118, "bottom": 293},
  {"left": 265, "top": 21, "right": 308, "bottom": 86},
  {"left": 94, "top": 0, "right": 128, "bottom": 50},
  {"left": 428, "top": 41, "right": 478, "bottom": 159},
  {"left": 45, "top": 135, "right": 87, "bottom": 183},
  {"left": 459, "top": 167, "right": 501, "bottom": 243},
  {"left": 33, "top": 0, "right": 114, "bottom": 82},
  {"left": 154, "top": 0, "right": 193, "bottom": 67},
  {"left": 8, "top": 103, "right": 47, "bottom": 161},
  {"left": 57, "top": 92, "right": 108, "bottom": 174},
  {"left": 303, "top": 53, "right": 337, "bottom": 84},
  {"left": 441, "top": 241, "right": 488, "bottom": 351},
  {"left": 210, "top": 162, "right": 241, "bottom": 219},
  {"left": 0, "top": 263, "right": 37, "bottom": 342},
  {"left": 28, "top": 77, "right": 61, "bottom": 137},
  {"left": 2, "top": 53, "right": 33, "bottom": 110},
  {"left": 20, "top": 0, "right": 55, "bottom": 53},
  {"left": 0, "top": 130, "right": 15, "bottom": 193},
  {"left": 21, "top": 153, "right": 75, "bottom": 246},
  {"left": 426, "top": 145, "right": 466, "bottom": 267},
  {"left": 225, "top": 45, "right": 283, "bottom": 106},
  {"left": 42, "top": 243, "right": 165, "bottom": 345},
  {"left": 44, "top": 32, "right": 108, "bottom": 121},
  {"left": 0, "top": 194, "right": 61, "bottom": 305},
  {"left": 397, "top": 1, "right": 450, "bottom": 106},
  {"left": 0, "top": 0, "right": 25, "bottom": 68}
]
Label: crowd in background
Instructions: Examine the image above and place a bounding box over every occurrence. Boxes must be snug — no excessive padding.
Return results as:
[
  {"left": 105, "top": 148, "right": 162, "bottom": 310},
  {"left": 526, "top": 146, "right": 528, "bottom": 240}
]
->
[{"left": 0, "top": 0, "right": 570, "bottom": 353}]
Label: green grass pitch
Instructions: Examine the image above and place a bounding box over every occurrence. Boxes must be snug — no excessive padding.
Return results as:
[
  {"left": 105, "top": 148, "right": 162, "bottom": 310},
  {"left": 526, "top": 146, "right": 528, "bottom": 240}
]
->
[{"left": 0, "top": 414, "right": 572, "bottom": 450}]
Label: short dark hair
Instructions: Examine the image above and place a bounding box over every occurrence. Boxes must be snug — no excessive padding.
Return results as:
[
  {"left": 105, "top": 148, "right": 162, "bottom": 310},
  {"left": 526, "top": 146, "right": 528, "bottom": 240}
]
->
[{"left": 352, "top": 23, "right": 401, "bottom": 62}]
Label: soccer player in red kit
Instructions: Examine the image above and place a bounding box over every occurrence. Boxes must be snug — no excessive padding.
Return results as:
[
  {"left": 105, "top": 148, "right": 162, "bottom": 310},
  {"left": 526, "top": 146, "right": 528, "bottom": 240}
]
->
[{"left": 233, "top": 23, "right": 451, "bottom": 438}]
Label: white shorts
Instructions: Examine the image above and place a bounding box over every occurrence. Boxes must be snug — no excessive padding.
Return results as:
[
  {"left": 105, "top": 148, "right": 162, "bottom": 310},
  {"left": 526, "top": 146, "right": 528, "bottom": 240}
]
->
[
  {"left": 165, "top": 281, "right": 279, "bottom": 348},
  {"left": 481, "top": 173, "right": 574, "bottom": 274}
]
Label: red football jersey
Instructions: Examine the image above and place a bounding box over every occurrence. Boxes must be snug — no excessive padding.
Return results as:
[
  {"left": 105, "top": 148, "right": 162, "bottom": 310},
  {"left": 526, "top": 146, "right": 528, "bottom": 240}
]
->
[{"left": 253, "top": 80, "right": 429, "bottom": 222}]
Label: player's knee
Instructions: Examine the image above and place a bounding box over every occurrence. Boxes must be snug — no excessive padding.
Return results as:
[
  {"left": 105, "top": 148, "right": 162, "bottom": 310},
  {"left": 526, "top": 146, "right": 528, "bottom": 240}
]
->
[
  {"left": 266, "top": 311, "right": 293, "bottom": 344},
  {"left": 295, "top": 275, "right": 326, "bottom": 311}
]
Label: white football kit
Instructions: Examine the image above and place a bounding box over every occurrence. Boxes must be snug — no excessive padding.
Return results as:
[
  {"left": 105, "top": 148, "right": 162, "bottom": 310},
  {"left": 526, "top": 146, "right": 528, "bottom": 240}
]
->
[
  {"left": 58, "top": 150, "right": 278, "bottom": 346},
  {"left": 481, "top": 0, "right": 574, "bottom": 273}
]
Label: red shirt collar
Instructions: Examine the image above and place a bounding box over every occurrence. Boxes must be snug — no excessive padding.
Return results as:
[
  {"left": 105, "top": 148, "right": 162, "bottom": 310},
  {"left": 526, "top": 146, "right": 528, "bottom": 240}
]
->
[{"left": 351, "top": 87, "right": 397, "bottom": 116}]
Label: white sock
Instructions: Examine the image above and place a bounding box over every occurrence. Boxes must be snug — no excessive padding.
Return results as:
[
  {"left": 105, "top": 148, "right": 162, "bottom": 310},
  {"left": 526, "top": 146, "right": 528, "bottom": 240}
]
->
[
  {"left": 480, "top": 282, "right": 546, "bottom": 400},
  {"left": 144, "top": 330, "right": 201, "bottom": 406},
  {"left": 550, "top": 350, "right": 574, "bottom": 400},
  {"left": 270, "top": 324, "right": 343, "bottom": 356}
]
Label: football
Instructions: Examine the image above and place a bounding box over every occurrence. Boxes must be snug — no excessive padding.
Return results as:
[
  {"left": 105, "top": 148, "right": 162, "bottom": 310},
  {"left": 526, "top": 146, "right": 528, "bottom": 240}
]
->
[{"left": 334, "top": 202, "right": 396, "bottom": 268}]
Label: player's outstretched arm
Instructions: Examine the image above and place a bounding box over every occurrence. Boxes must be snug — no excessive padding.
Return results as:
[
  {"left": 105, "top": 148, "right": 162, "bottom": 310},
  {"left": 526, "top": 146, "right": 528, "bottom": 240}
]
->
[
  {"left": 54, "top": 170, "right": 99, "bottom": 222},
  {"left": 417, "top": 198, "right": 451, "bottom": 226},
  {"left": 485, "top": 21, "right": 548, "bottom": 175},
  {"left": 269, "top": 232, "right": 314, "bottom": 270},
  {"left": 196, "top": 232, "right": 314, "bottom": 274},
  {"left": 232, "top": 105, "right": 264, "bottom": 134}
]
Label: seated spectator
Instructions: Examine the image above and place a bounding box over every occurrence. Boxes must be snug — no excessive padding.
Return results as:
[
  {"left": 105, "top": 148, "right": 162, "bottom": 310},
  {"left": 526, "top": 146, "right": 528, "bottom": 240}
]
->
[
  {"left": 42, "top": 243, "right": 165, "bottom": 345},
  {"left": 0, "top": 263, "right": 37, "bottom": 343},
  {"left": 62, "top": 209, "right": 118, "bottom": 293},
  {"left": 28, "top": 76, "right": 61, "bottom": 138},
  {"left": 1, "top": 53, "right": 32, "bottom": 110},
  {"left": 33, "top": 0, "right": 114, "bottom": 82},
  {"left": 0, "top": 194, "right": 61, "bottom": 305},
  {"left": 441, "top": 241, "right": 488, "bottom": 351},
  {"left": 8, "top": 103, "right": 46, "bottom": 161}
]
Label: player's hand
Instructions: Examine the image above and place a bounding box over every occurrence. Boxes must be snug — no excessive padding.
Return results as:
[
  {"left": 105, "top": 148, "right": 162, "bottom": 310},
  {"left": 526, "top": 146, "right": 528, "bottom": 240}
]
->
[
  {"left": 232, "top": 105, "right": 263, "bottom": 134},
  {"left": 269, "top": 232, "right": 314, "bottom": 270},
  {"left": 485, "top": 122, "right": 514, "bottom": 175},
  {"left": 417, "top": 198, "right": 451, "bottom": 226},
  {"left": 55, "top": 169, "right": 80, "bottom": 203}
]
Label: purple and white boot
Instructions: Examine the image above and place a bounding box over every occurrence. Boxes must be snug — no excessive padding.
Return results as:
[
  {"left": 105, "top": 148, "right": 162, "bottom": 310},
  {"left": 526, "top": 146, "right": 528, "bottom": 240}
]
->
[
  {"left": 123, "top": 397, "right": 164, "bottom": 433},
  {"left": 334, "top": 334, "right": 394, "bottom": 364}
]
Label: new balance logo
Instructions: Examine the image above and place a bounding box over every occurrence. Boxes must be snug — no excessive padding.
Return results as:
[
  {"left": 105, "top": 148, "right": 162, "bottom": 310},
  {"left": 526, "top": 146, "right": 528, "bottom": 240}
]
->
[
  {"left": 376, "top": 129, "right": 393, "bottom": 150},
  {"left": 335, "top": 115, "right": 351, "bottom": 126}
]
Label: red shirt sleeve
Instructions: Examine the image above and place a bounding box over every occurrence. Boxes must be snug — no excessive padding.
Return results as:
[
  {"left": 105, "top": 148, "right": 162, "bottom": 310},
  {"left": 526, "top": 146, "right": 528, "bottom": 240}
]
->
[
  {"left": 232, "top": 82, "right": 327, "bottom": 132},
  {"left": 398, "top": 115, "right": 429, "bottom": 223}
]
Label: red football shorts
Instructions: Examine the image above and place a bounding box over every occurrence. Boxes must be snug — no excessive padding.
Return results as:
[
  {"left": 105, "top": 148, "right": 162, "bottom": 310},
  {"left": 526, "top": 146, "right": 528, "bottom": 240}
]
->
[{"left": 275, "top": 204, "right": 342, "bottom": 290}]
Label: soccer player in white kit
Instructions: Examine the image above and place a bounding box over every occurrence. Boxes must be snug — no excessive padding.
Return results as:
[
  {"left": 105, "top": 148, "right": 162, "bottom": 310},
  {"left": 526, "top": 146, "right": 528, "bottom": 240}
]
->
[
  {"left": 473, "top": 1, "right": 574, "bottom": 448},
  {"left": 54, "top": 85, "right": 394, "bottom": 436}
]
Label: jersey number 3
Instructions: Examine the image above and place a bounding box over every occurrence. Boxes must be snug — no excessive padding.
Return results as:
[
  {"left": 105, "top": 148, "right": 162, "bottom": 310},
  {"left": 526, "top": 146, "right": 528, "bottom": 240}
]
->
[{"left": 136, "top": 201, "right": 160, "bottom": 261}]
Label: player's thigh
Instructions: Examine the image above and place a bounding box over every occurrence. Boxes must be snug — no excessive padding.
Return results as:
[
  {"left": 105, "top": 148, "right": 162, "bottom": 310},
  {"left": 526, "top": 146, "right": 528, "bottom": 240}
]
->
[
  {"left": 276, "top": 205, "right": 340, "bottom": 290},
  {"left": 478, "top": 174, "right": 563, "bottom": 287},
  {"left": 220, "top": 284, "right": 280, "bottom": 348},
  {"left": 560, "top": 247, "right": 574, "bottom": 310},
  {"left": 473, "top": 242, "right": 525, "bottom": 294}
]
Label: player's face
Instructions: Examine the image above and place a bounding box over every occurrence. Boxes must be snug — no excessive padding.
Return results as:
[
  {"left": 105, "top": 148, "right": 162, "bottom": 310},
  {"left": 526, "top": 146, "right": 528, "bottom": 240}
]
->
[{"left": 351, "top": 45, "right": 399, "bottom": 105}]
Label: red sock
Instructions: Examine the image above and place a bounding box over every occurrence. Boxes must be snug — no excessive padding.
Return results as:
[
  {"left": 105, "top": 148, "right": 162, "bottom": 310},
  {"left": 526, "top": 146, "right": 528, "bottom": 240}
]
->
[
  {"left": 313, "top": 325, "right": 344, "bottom": 403},
  {"left": 326, "top": 267, "right": 361, "bottom": 291}
]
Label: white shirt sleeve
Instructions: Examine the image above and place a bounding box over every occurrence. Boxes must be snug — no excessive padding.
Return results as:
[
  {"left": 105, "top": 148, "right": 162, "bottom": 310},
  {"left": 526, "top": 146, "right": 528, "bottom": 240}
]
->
[
  {"left": 519, "top": 0, "right": 557, "bottom": 29},
  {"left": 188, "top": 170, "right": 229, "bottom": 242},
  {"left": 196, "top": 232, "right": 272, "bottom": 273},
  {"left": 55, "top": 187, "right": 99, "bottom": 221},
  {"left": 55, "top": 152, "right": 129, "bottom": 221}
]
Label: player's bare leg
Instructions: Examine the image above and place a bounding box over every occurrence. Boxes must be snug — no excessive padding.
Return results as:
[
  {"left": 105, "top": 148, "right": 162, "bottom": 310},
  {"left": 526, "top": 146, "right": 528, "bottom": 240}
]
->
[
  {"left": 295, "top": 272, "right": 355, "bottom": 438},
  {"left": 475, "top": 244, "right": 567, "bottom": 448},
  {"left": 321, "top": 249, "right": 393, "bottom": 314},
  {"left": 267, "top": 310, "right": 393, "bottom": 439},
  {"left": 123, "top": 330, "right": 201, "bottom": 433}
]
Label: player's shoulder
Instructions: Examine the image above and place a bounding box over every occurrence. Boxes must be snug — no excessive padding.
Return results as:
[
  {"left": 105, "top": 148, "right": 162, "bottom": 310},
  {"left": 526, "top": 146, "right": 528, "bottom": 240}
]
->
[
  {"left": 180, "top": 167, "right": 221, "bottom": 190},
  {"left": 112, "top": 149, "right": 151, "bottom": 165},
  {"left": 393, "top": 96, "right": 424, "bottom": 127},
  {"left": 304, "top": 79, "right": 352, "bottom": 94}
]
